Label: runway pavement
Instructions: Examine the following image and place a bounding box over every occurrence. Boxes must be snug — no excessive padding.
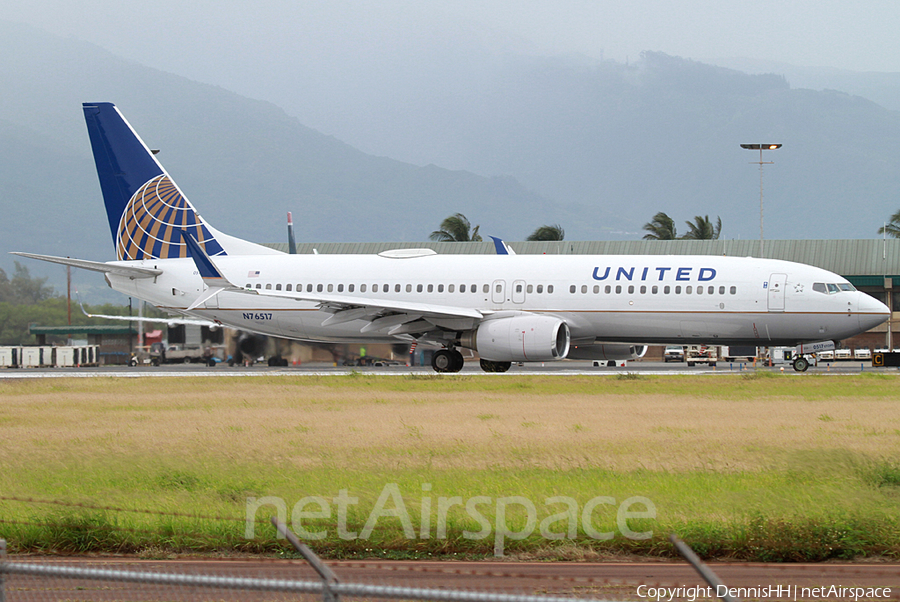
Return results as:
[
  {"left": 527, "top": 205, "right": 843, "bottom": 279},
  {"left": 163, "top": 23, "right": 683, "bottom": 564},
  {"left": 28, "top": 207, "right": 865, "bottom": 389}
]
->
[{"left": 0, "top": 359, "right": 892, "bottom": 378}]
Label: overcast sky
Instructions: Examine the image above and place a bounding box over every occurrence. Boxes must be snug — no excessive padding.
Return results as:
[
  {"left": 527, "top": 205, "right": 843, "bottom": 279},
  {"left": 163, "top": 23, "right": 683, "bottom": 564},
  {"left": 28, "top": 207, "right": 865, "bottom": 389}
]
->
[{"left": 5, "top": 0, "right": 900, "bottom": 77}]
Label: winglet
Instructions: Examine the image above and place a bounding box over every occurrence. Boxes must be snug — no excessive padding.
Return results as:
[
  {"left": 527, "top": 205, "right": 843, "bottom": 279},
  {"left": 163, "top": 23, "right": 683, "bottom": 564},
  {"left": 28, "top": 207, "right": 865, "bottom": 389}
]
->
[
  {"left": 489, "top": 236, "right": 516, "bottom": 255},
  {"left": 177, "top": 229, "right": 240, "bottom": 309},
  {"left": 178, "top": 229, "right": 228, "bottom": 283},
  {"left": 287, "top": 211, "right": 298, "bottom": 255}
]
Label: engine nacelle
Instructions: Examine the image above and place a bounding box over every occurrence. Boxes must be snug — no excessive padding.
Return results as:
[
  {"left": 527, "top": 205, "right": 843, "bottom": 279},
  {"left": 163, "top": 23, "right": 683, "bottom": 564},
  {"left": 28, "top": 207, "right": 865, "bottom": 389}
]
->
[
  {"left": 459, "top": 315, "right": 570, "bottom": 362},
  {"left": 566, "top": 343, "right": 648, "bottom": 361}
]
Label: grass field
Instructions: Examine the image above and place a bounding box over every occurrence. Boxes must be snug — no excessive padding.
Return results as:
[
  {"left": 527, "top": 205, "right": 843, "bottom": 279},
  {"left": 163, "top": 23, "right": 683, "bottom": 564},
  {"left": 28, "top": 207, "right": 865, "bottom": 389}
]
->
[{"left": 1, "top": 372, "right": 899, "bottom": 560}]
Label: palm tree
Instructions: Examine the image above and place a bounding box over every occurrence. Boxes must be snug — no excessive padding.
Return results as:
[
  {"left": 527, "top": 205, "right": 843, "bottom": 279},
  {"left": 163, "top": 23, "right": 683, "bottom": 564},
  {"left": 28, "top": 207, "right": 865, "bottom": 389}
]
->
[
  {"left": 681, "top": 215, "right": 722, "bottom": 240},
  {"left": 526, "top": 224, "right": 565, "bottom": 241},
  {"left": 429, "top": 213, "right": 482, "bottom": 242},
  {"left": 878, "top": 209, "right": 900, "bottom": 238},
  {"left": 642, "top": 212, "right": 677, "bottom": 240}
]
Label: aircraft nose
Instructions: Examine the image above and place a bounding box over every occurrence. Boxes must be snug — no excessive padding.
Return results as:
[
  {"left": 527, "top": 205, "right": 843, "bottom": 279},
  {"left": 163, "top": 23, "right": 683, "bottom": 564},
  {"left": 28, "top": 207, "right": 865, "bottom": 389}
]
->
[{"left": 858, "top": 293, "right": 890, "bottom": 332}]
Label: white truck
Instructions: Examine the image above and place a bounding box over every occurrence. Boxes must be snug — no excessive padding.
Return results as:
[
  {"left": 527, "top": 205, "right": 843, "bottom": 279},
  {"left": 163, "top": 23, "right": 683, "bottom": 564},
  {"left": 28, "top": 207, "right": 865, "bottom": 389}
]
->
[{"left": 686, "top": 345, "right": 717, "bottom": 367}]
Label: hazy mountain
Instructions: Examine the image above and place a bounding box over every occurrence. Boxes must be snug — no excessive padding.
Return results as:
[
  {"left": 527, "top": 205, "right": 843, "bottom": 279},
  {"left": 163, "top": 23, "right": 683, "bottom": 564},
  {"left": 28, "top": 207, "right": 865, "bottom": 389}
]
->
[
  {"left": 4, "top": 18, "right": 900, "bottom": 305},
  {"left": 705, "top": 57, "right": 900, "bottom": 112},
  {"left": 0, "top": 21, "right": 581, "bottom": 295},
  {"left": 265, "top": 46, "right": 900, "bottom": 244}
]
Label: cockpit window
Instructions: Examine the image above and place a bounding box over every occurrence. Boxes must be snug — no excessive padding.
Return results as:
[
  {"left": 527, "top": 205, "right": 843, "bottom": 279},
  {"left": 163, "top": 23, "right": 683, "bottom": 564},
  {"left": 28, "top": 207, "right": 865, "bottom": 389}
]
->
[{"left": 813, "top": 282, "right": 856, "bottom": 294}]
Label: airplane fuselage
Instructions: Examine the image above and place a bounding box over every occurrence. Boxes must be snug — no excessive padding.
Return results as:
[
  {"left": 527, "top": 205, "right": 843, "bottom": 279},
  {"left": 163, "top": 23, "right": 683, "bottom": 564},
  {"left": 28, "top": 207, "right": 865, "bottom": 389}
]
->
[
  {"left": 16, "top": 103, "right": 889, "bottom": 372},
  {"left": 107, "top": 253, "right": 887, "bottom": 347}
]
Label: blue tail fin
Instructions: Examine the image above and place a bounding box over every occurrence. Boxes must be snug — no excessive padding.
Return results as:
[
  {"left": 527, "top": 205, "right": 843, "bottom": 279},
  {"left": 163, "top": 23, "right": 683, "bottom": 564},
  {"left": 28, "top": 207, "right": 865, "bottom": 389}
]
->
[{"left": 82, "top": 103, "right": 225, "bottom": 261}]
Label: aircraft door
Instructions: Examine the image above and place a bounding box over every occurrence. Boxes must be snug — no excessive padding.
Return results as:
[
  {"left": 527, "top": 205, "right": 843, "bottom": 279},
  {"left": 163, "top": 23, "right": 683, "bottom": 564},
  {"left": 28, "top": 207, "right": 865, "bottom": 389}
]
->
[
  {"left": 492, "top": 280, "right": 506, "bottom": 304},
  {"left": 512, "top": 280, "right": 526, "bottom": 304},
  {"left": 768, "top": 273, "right": 787, "bottom": 312}
]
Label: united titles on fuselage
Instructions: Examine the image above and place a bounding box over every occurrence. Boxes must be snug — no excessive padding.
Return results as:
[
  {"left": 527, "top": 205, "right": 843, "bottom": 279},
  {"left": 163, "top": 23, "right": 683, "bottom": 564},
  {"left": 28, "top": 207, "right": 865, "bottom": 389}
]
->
[{"left": 592, "top": 266, "right": 717, "bottom": 282}]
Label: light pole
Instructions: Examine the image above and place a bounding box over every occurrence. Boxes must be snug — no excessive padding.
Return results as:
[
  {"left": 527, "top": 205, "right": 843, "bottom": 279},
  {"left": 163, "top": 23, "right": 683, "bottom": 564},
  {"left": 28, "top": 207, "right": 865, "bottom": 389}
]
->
[{"left": 741, "top": 143, "right": 782, "bottom": 257}]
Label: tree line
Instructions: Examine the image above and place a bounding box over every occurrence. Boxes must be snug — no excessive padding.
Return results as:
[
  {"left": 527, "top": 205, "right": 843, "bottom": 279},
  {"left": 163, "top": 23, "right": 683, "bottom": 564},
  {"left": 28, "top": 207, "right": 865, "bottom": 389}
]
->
[
  {"left": 642, "top": 212, "right": 722, "bottom": 240},
  {"left": 429, "top": 213, "right": 565, "bottom": 242},
  {"left": 0, "top": 263, "right": 166, "bottom": 345},
  {"left": 427, "top": 212, "right": 725, "bottom": 243}
]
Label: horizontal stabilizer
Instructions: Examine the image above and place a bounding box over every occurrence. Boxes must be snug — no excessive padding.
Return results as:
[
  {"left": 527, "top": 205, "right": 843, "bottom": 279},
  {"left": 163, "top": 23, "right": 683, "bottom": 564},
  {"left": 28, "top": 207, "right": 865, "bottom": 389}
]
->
[
  {"left": 10, "top": 252, "right": 162, "bottom": 279},
  {"left": 78, "top": 297, "right": 217, "bottom": 327}
]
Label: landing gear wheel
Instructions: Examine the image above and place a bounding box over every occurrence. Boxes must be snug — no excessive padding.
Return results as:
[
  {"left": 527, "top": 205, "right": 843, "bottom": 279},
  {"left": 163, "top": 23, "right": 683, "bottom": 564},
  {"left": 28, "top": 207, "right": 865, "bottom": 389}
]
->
[
  {"left": 450, "top": 349, "right": 465, "bottom": 372},
  {"left": 433, "top": 349, "right": 465, "bottom": 373},
  {"left": 480, "top": 359, "right": 512, "bottom": 373},
  {"left": 793, "top": 357, "right": 809, "bottom": 372},
  {"left": 432, "top": 349, "right": 454, "bottom": 373}
]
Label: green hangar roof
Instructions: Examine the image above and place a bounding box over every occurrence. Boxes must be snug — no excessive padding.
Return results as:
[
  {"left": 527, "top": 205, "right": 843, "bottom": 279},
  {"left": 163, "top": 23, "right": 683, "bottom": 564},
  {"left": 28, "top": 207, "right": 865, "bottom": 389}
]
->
[{"left": 264, "top": 239, "right": 900, "bottom": 282}]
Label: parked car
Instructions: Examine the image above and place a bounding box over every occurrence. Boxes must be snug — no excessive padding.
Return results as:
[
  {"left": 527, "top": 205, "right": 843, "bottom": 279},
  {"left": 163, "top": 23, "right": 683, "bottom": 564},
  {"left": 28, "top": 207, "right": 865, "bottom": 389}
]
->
[
  {"left": 663, "top": 346, "right": 685, "bottom": 362},
  {"left": 834, "top": 348, "right": 852, "bottom": 360}
]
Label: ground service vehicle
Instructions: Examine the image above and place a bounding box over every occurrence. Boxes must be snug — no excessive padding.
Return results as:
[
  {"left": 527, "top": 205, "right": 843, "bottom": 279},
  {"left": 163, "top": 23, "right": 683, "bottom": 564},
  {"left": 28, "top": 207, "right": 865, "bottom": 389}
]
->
[
  {"left": 664, "top": 346, "right": 684, "bottom": 362},
  {"left": 686, "top": 345, "right": 717, "bottom": 367},
  {"left": 721, "top": 345, "right": 757, "bottom": 362}
]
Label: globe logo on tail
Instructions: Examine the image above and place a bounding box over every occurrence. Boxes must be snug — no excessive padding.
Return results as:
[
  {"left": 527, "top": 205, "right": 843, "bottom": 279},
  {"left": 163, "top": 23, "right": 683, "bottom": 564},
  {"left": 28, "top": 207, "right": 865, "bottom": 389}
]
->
[{"left": 116, "top": 175, "right": 224, "bottom": 260}]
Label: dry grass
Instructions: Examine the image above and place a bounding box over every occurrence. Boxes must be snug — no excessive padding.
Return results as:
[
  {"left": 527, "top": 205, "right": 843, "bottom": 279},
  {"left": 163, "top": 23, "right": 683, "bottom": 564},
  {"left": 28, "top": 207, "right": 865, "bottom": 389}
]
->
[
  {"left": 2, "top": 374, "right": 900, "bottom": 559},
  {"left": 1, "top": 375, "right": 898, "bottom": 473}
]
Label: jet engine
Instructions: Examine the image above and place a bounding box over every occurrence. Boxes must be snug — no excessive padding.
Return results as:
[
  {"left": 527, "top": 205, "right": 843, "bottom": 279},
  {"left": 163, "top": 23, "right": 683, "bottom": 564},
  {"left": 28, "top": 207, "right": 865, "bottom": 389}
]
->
[
  {"left": 566, "top": 343, "right": 648, "bottom": 361},
  {"left": 459, "top": 315, "right": 570, "bottom": 362},
  {"left": 233, "top": 331, "right": 269, "bottom": 363}
]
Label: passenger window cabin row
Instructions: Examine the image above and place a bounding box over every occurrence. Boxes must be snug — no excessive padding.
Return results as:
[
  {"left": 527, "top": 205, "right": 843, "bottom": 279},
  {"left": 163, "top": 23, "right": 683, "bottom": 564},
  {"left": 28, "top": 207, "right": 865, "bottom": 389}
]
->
[
  {"left": 243, "top": 283, "right": 505, "bottom": 294},
  {"left": 570, "top": 284, "right": 737, "bottom": 295},
  {"left": 242, "top": 281, "right": 739, "bottom": 296}
]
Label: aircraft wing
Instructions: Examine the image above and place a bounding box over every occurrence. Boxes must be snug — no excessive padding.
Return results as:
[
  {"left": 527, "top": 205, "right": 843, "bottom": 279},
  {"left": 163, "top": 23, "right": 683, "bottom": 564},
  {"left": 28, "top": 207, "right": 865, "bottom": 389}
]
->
[
  {"left": 239, "top": 287, "right": 484, "bottom": 335},
  {"left": 177, "top": 229, "right": 483, "bottom": 336},
  {"left": 10, "top": 252, "right": 162, "bottom": 279}
]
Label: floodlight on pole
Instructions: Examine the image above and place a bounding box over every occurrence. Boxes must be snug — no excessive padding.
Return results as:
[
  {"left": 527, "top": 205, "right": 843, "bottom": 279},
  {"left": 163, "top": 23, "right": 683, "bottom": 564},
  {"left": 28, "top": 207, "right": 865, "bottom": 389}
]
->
[{"left": 741, "top": 144, "right": 781, "bottom": 257}]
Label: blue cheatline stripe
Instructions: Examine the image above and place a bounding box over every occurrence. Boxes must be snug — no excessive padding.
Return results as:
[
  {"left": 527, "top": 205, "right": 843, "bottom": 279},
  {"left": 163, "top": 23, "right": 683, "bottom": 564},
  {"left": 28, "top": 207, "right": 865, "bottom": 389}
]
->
[{"left": 177, "top": 230, "right": 222, "bottom": 280}]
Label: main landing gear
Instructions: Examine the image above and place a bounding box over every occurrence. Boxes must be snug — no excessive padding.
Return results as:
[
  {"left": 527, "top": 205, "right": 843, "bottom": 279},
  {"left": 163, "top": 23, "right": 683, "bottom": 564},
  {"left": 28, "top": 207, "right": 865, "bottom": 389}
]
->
[{"left": 432, "top": 348, "right": 465, "bottom": 373}]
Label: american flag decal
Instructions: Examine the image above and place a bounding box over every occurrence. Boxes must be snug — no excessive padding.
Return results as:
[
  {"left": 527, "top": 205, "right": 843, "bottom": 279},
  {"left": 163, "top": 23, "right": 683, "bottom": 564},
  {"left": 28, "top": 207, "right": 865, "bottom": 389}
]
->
[{"left": 248, "top": 271, "right": 260, "bottom": 278}]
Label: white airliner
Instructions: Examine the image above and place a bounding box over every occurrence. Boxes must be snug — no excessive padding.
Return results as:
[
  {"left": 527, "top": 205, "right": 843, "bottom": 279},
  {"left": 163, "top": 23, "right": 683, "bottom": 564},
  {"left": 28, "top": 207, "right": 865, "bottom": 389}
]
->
[{"left": 13, "top": 103, "right": 890, "bottom": 372}]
